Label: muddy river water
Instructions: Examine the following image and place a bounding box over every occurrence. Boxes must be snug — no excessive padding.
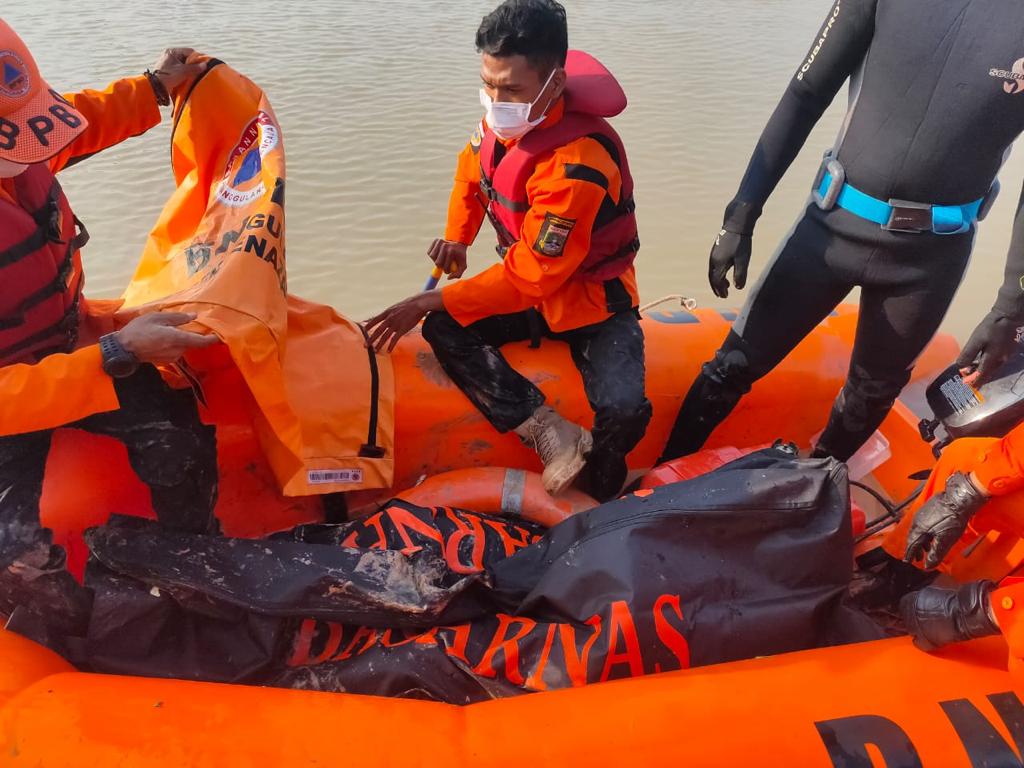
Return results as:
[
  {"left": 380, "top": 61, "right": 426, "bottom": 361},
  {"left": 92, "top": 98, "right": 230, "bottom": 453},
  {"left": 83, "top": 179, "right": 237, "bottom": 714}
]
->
[{"left": 10, "top": 0, "right": 1020, "bottom": 342}]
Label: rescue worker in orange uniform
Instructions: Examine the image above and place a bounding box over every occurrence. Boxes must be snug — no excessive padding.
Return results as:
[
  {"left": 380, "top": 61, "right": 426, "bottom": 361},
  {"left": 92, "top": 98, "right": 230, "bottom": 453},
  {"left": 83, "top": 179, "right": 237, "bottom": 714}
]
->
[
  {"left": 893, "top": 420, "right": 1024, "bottom": 648},
  {"left": 0, "top": 20, "right": 219, "bottom": 639},
  {"left": 365, "top": 0, "right": 650, "bottom": 502}
]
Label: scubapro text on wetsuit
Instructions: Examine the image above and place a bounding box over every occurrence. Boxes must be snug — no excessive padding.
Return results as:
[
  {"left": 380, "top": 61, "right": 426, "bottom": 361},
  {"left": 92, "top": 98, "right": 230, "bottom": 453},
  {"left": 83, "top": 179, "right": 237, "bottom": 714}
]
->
[{"left": 798, "top": 0, "right": 841, "bottom": 82}]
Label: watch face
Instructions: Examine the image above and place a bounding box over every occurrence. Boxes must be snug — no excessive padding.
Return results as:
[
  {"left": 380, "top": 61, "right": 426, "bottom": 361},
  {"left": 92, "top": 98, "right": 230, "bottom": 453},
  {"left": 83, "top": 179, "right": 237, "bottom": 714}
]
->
[
  {"left": 100, "top": 334, "right": 139, "bottom": 379},
  {"left": 105, "top": 355, "right": 138, "bottom": 379}
]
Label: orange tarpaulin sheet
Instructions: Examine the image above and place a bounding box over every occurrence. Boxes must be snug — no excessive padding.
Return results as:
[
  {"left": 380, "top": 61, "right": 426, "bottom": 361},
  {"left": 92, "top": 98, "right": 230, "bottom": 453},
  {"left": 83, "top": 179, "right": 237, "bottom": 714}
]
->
[{"left": 120, "top": 59, "right": 393, "bottom": 495}]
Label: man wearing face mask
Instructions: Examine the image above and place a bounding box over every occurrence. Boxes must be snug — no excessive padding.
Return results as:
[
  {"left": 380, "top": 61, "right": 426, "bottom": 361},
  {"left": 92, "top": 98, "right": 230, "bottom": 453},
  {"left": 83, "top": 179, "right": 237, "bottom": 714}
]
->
[
  {"left": 366, "top": 0, "right": 648, "bottom": 502},
  {"left": 0, "top": 19, "right": 219, "bottom": 638}
]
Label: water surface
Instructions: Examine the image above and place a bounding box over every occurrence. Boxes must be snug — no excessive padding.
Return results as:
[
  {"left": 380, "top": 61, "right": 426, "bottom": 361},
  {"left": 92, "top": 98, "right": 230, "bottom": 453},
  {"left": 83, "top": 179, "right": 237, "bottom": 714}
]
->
[{"left": 10, "top": 0, "right": 1018, "bottom": 341}]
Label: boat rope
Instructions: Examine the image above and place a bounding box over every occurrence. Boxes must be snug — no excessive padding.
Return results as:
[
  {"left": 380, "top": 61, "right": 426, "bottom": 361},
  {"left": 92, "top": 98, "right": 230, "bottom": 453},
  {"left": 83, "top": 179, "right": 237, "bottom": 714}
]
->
[{"left": 639, "top": 294, "right": 698, "bottom": 313}]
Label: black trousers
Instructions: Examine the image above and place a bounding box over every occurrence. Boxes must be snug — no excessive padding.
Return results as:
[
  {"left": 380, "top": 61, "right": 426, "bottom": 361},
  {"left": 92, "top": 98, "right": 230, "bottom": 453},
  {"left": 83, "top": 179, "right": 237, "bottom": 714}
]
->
[
  {"left": 662, "top": 203, "right": 973, "bottom": 463},
  {"left": 0, "top": 364, "right": 218, "bottom": 636},
  {"left": 422, "top": 309, "right": 652, "bottom": 501}
]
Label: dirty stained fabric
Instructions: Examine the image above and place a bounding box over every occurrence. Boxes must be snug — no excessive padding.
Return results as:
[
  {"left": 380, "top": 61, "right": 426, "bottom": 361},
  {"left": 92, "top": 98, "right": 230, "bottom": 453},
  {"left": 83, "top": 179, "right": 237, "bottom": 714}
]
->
[
  {"left": 67, "top": 448, "right": 882, "bottom": 703},
  {"left": 0, "top": 365, "right": 217, "bottom": 644},
  {"left": 422, "top": 308, "right": 651, "bottom": 501}
]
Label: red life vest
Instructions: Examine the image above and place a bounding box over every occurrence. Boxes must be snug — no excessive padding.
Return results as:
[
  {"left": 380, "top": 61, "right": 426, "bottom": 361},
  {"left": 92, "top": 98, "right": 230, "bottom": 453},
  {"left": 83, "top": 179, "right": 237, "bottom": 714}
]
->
[
  {"left": 0, "top": 163, "right": 87, "bottom": 367},
  {"left": 477, "top": 110, "right": 639, "bottom": 283}
]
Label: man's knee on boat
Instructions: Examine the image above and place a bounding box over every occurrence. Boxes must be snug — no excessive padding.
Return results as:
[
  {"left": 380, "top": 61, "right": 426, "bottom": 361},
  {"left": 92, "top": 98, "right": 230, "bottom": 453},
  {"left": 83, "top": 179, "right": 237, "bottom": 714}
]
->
[
  {"left": 701, "top": 333, "right": 761, "bottom": 395},
  {"left": 593, "top": 391, "right": 652, "bottom": 447},
  {"left": 821, "top": 365, "right": 910, "bottom": 441},
  {"left": 421, "top": 310, "right": 461, "bottom": 348}
]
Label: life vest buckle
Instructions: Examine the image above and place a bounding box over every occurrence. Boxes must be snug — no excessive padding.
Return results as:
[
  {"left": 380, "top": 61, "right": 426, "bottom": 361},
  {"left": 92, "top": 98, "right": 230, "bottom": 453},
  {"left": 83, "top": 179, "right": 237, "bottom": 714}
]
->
[{"left": 44, "top": 198, "right": 66, "bottom": 244}]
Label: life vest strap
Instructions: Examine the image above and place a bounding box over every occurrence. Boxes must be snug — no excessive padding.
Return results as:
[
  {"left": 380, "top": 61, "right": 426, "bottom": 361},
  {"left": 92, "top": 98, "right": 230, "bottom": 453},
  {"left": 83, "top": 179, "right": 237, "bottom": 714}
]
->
[
  {"left": 5, "top": 216, "right": 88, "bottom": 323},
  {"left": 0, "top": 294, "right": 80, "bottom": 364},
  {"left": 584, "top": 235, "right": 640, "bottom": 276},
  {"left": 0, "top": 227, "right": 49, "bottom": 269},
  {"left": 0, "top": 181, "right": 72, "bottom": 268},
  {"left": 70, "top": 216, "right": 90, "bottom": 252},
  {"left": 14, "top": 246, "right": 78, "bottom": 316},
  {"left": 479, "top": 170, "right": 530, "bottom": 214},
  {"left": 603, "top": 276, "right": 636, "bottom": 315}
]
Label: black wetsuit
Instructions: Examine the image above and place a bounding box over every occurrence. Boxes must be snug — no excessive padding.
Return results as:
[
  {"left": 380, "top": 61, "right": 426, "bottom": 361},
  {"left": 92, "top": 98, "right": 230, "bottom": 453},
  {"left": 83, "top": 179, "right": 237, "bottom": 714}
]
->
[{"left": 662, "top": 0, "right": 1024, "bottom": 463}]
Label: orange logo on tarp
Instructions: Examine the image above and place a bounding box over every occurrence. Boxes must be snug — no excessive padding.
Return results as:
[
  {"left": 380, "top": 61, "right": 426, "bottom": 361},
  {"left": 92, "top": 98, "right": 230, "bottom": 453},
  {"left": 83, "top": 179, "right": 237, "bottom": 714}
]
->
[
  {"left": 343, "top": 503, "right": 542, "bottom": 574},
  {"left": 288, "top": 593, "right": 691, "bottom": 692},
  {"left": 121, "top": 60, "right": 395, "bottom": 496},
  {"left": 216, "top": 111, "right": 279, "bottom": 207}
]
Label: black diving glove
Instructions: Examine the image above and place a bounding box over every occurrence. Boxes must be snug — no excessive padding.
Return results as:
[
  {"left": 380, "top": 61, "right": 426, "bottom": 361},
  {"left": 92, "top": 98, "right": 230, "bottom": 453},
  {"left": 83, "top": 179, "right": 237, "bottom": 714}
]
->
[
  {"left": 708, "top": 229, "right": 752, "bottom": 299},
  {"left": 957, "top": 310, "right": 1024, "bottom": 386},
  {"left": 904, "top": 472, "right": 989, "bottom": 570},
  {"left": 900, "top": 580, "right": 998, "bottom": 651}
]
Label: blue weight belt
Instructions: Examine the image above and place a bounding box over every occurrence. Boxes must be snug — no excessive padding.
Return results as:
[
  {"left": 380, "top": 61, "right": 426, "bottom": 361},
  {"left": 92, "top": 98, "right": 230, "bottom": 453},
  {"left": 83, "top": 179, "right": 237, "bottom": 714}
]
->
[{"left": 817, "top": 172, "right": 983, "bottom": 235}]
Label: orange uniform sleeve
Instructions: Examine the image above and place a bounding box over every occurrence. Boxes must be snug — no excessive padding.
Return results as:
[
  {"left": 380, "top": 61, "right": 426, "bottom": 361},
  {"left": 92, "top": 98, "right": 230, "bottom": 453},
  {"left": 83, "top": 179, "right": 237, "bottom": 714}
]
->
[
  {"left": 0, "top": 345, "right": 118, "bottom": 437},
  {"left": 48, "top": 75, "right": 162, "bottom": 173},
  {"left": 442, "top": 136, "right": 621, "bottom": 326},
  {"left": 443, "top": 139, "right": 487, "bottom": 246},
  {"left": 972, "top": 420, "right": 1024, "bottom": 496}
]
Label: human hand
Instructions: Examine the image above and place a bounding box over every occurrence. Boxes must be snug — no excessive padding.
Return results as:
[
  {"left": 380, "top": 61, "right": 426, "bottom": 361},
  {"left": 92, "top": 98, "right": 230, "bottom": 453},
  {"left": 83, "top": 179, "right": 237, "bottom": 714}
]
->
[
  {"left": 904, "top": 472, "right": 988, "bottom": 569},
  {"left": 957, "top": 310, "right": 1024, "bottom": 387},
  {"left": 151, "top": 48, "right": 206, "bottom": 94},
  {"left": 427, "top": 239, "right": 468, "bottom": 280},
  {"left": 364, "top": 292, "right": 443, "bottom": 353},
  {"left": 116, "top": 312, "right": 218, "bottom": 364},
  {"left": 899, "top": 581, "right": 998, "bottom": 652},
  {"left": 708, "top": 229, "right": 752, "bottom": 299}
]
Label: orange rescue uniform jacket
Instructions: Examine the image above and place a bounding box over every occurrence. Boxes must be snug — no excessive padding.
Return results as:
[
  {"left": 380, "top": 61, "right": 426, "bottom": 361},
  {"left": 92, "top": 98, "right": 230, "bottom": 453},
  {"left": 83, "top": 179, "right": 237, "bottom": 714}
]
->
[
  {"left": 441, "top": 99, "right": 639, "bottom": 333},
  {"left": 0, "top": 76, "right": 161, "bottom": 437},
  {"left": 884, "top": 420, "right": 1024, "bottom": 580},
  {"left": 968, "top": 420, "right": 1024, "bottom": 496}
]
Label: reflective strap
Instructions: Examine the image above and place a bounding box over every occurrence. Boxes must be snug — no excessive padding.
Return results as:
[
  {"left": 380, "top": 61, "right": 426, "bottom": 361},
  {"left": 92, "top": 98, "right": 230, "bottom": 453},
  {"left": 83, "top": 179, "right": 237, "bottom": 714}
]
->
[
  {"left": 500, "top": 469, "right": 526, "bottom": 517},
  {"left": 817, "top": 173, "right": 984, "bottom": 235}
]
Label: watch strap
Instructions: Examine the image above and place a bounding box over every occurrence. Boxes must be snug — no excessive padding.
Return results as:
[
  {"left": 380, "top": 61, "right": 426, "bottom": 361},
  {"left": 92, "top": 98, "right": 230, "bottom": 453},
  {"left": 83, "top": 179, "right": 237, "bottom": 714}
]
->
[{"left": 99, "top": 333, "right": 139, "bottom": 378}]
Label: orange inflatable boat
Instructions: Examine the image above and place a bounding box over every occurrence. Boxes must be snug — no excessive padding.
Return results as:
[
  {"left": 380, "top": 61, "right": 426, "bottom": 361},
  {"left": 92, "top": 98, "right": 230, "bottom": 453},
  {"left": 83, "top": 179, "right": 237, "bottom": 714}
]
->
[
  {"left": 4, "top": 58, "right": 1017, "bottom": 766},
  {"left": 39, "top": 303, "right": 949, "bottom": 572},
  {"left": 6, "top": 302, "right": 1022, "bottom": 767}
]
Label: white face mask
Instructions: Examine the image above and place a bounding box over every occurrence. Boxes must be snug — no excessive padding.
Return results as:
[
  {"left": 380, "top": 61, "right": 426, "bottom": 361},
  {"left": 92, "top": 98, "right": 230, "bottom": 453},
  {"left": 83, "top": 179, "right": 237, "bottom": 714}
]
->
[
  {"left": 480, "top": 68, "right": 557, "bottom": 141},
  {"left": 0, "top": 158, "right": 28, "bottom": 178}
]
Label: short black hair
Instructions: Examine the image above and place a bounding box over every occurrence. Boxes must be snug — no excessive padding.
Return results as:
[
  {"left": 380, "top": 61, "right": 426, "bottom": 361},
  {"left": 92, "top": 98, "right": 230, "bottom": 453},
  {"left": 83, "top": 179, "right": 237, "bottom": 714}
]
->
[{"left": 476, "top": 0, "right": 569, "bottom": 75}]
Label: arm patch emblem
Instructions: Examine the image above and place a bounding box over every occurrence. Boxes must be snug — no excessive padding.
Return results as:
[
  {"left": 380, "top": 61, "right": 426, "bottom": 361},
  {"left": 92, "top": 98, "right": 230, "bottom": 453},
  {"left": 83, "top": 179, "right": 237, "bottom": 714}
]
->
[{"left": 533, "top": 213, "right": 576, "bottom": 257}]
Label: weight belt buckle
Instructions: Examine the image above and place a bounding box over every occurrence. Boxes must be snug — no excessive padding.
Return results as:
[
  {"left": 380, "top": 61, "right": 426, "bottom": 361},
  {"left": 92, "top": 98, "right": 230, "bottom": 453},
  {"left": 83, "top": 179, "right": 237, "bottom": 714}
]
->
[
  {"left": 812, "top": 154, "right": 845, "bottom": 211},
  {"left": 883, "top": 199, "right": 933, "bottom": 234}
]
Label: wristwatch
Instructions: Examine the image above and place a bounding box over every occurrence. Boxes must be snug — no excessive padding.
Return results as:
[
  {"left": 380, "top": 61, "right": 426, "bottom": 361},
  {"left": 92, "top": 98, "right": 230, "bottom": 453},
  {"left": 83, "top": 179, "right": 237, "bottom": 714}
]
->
[{"left": 99, "top": 333, "right": 140, "bottom": 378}]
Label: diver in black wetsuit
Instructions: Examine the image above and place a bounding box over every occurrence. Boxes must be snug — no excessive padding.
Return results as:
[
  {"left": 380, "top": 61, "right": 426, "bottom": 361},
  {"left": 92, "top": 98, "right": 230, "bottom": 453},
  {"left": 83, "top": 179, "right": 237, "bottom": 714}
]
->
[{"left": 661, "top": 0, "right": 1024, "bottom": 463}]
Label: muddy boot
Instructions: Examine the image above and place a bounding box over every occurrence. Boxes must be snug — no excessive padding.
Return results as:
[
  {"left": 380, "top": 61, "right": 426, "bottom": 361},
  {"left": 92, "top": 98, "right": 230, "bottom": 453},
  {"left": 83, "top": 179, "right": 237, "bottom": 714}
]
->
[{"left": 514, "top": 406, "right": 593, "bottom": 496}]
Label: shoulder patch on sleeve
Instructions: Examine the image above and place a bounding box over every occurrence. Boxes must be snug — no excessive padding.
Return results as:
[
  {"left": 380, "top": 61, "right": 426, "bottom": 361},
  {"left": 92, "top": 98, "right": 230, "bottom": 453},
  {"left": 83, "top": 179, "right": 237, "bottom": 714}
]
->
[
  {"left": 533, "top": 213, "right": 576, "bottom": 257},
  {"left": 470, "top": 122, "right": 483, "bottom": 151}
]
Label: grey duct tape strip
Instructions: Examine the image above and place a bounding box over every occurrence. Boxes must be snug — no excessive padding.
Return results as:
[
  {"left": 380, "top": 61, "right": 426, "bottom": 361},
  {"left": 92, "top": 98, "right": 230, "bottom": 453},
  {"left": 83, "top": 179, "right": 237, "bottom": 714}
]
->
[{"left": 500, "top": 469, "right": 526, "bottom": 518}]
